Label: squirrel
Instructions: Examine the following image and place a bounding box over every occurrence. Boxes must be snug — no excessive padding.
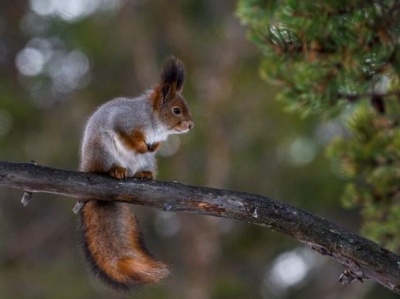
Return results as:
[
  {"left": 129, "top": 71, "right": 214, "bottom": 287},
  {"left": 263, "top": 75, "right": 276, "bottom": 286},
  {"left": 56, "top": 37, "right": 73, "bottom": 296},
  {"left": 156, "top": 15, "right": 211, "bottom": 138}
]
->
[{"left": 75, "top": 56, "right": 194, "bottom": 291}]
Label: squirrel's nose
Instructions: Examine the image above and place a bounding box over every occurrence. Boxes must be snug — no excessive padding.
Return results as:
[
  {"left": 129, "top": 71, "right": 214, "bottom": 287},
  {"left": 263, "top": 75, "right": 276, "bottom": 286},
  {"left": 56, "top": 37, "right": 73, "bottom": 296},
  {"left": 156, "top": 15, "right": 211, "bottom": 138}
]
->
[{"left": 188, "top": 121, "right": 194, "bottom": 130}]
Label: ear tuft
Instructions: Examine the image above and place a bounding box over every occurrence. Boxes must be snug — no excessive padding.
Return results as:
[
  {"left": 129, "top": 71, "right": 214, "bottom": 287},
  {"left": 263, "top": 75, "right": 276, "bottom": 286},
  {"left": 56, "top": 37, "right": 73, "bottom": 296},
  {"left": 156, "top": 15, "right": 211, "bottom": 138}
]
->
[
  {"left": 160, "top": 56, "right": 185, "bottom": 92},
  {"left": 161, "top": 83, "right": 171, "bottom": 100}
]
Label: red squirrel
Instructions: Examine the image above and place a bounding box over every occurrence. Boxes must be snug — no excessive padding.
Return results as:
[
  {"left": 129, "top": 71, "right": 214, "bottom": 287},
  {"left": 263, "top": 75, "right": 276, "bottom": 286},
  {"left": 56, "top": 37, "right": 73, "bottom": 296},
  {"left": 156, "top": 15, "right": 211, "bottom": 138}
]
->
[{"left": 76, "top": 57, "right": 194, "bottom": 290}]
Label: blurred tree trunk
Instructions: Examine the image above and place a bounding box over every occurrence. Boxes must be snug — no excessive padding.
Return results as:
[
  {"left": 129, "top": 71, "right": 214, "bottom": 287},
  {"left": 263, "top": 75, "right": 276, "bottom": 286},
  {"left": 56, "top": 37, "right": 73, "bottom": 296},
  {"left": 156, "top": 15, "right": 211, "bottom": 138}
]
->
[{"left": 180, "top": 18, "right": 259, "bottom": 299}]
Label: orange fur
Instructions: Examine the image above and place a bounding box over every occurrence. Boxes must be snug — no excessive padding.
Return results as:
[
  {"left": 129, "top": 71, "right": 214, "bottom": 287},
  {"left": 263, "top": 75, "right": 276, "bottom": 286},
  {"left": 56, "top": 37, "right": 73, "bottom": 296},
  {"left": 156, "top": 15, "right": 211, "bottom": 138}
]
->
[
  {"left": 118, "top": 130, "right": 148, "bottom": 154},
  {"left": 80, "top": 201, "right": 169, "bottom": 289},
  {"left": 78, "top": 57, "right": 192, "bottom": 291},
  {"left": 109, "top": 166, "right": 128, "bottom": 179},
  {"left": 150, "top": 86, "right": 161, "bottom": 111},
  {"left": 117, "top": 258, "right": 169, "bottom": 284},
  {"left": 134, "top": 171, "right": 154, "bottom": 180}
]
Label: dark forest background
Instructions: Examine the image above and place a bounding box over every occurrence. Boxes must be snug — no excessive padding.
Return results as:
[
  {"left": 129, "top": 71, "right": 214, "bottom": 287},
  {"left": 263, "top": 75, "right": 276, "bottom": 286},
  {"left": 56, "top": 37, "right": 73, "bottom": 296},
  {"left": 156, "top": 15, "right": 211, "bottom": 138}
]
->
[{"left": 0, "top": 1, "right": 397, "bottom": 298}]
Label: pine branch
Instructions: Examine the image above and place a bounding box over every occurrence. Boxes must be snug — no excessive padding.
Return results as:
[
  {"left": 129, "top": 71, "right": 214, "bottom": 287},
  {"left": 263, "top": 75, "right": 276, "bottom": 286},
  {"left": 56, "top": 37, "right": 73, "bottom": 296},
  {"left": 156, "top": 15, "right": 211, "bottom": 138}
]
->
[{"left": 0, "top": 161, "right": 399, "bottom": 294}]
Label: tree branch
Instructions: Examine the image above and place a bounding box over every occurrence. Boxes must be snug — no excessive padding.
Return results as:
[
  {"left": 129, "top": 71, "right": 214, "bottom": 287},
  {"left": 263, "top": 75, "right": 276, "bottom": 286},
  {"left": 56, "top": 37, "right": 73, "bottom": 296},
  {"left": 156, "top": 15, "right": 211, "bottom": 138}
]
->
[{"left": 0, "top": 161, "right": 399, "bottom": 294}]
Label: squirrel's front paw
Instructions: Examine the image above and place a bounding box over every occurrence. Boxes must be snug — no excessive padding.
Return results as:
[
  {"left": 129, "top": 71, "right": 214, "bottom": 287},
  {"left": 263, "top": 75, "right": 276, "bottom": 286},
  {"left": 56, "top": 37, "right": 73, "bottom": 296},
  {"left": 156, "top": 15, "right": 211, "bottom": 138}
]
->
[
  {"left": 136, "top": 141, "right": 149, "bottom": 154},
  {"left": 109, "top": 166, "right": 128, "bottom": 180},
  {"left": 147, "top": 142, "right": 161, "bottom": 152},
  {"left": 134, "top": 171, "right": 154, "bottom": 180}
]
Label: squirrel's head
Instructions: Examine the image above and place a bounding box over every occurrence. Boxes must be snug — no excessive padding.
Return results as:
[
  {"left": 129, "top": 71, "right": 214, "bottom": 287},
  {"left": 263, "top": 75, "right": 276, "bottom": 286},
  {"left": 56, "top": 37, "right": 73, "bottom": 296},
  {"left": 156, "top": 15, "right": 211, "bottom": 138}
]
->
[{"left": 151, "top": 56, "right": 194, "bottom": 134}]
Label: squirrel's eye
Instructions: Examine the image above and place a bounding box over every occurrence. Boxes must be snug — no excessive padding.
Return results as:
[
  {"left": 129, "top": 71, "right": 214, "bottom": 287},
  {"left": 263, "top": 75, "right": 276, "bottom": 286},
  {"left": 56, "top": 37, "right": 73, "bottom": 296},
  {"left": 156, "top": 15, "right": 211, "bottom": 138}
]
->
[{"left": 173, "top": 107, "right": 181, "bottom": 115}]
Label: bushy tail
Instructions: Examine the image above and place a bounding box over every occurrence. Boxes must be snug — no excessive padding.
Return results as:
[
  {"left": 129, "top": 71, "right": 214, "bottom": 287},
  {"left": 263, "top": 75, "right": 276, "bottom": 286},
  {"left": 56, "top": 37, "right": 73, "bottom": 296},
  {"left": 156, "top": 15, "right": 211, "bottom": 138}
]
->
[{"left": 79, "top": 200, "right": 169, "bottom": 291}]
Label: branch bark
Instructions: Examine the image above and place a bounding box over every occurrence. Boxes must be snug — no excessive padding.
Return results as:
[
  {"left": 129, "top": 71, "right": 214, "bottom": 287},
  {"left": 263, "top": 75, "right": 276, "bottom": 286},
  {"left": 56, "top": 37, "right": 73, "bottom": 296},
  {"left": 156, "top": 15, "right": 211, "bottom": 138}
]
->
[{"left": 0, "top": 161, "right": 399, "bottom": 294}]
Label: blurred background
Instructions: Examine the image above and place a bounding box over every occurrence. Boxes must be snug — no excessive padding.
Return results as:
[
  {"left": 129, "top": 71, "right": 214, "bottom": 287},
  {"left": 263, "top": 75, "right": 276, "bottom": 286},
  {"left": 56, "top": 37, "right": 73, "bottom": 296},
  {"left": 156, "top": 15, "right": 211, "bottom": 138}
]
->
[{"left": 0, "top": 1, "right": 396, "bottom": 298}]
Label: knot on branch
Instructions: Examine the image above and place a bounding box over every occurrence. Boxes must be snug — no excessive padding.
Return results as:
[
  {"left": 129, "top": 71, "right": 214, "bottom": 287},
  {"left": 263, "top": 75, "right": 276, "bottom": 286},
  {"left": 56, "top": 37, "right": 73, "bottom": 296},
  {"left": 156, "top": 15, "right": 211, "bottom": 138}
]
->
[
  {"left": 302, "top": 241, "right": 367, "bottom": 286},
  {"left": 339, "top": 268, "right": 364, "bottom": 286}
]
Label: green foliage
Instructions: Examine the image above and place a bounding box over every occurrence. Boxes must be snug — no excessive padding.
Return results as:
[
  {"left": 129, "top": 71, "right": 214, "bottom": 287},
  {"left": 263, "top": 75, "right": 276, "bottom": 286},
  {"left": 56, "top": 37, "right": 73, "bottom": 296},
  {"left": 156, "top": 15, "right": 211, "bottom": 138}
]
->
[
  {"left": 327, "top": 101, "right": 400, "bottom": 250},
  {"left": 237, "top": 0, "right": 400, "bottom": 114},
  {"left": 238, "top": 0, "right": 400, "bottom": 251}
]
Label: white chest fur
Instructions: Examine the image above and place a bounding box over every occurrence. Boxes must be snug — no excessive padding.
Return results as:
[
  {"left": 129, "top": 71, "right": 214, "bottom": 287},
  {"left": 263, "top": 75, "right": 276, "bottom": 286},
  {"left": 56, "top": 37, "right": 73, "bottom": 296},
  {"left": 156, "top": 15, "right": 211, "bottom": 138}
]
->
[
  {"left": 110, "top": 132, "right": 156, "bottom": 177},
  {"left": 144, "top": 122, "right": 172, "bottom": 144}
]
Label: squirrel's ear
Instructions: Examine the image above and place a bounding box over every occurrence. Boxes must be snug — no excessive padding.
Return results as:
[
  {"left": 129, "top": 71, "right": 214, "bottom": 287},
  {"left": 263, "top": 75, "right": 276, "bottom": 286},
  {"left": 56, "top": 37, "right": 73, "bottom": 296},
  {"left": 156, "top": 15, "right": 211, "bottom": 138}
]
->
[
  {"left": 161, "top": 83, "right": 172, "bottom": 102},
  {"left": 160, "top": 56, "right": 185, "bottom": 93}
]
